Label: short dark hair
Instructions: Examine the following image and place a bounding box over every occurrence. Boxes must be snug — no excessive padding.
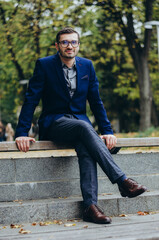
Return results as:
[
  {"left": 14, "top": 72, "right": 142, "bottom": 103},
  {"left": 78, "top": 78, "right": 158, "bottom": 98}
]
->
[{"left": 56, "top": 27, "right": 80, "bottom": 43}]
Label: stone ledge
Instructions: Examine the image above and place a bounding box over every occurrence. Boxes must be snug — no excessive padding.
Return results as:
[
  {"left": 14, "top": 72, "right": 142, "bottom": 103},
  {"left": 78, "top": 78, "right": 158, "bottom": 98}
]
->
[
  {"left": 0, "top": 149, "right": 76, "bottom": 159},
  {"left": 1, "top": 137, "right": 159, "bottom": 152}
]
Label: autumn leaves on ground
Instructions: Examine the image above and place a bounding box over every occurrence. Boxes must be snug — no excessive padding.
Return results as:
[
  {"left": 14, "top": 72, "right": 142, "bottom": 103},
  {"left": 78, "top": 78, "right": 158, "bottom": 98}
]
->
[{"left": 0, "top": 211, "right": 158, "bottom": 235}]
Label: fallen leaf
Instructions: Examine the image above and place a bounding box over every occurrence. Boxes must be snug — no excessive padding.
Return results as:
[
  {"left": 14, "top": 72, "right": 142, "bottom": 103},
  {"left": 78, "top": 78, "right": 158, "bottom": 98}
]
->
[
  {"left": 137, "top": 211, "right": 145, "bottom": 215},
  {"left": 64, "top": 223, "right": 76, "bottom": 227},
  {"left": 58, "top": 221, "right": 63, "bottom": 225},
  {"left": 19, "top": 228, "right": 31, "bottom": 234},
  {"left": 150, "top": 211, "right": 158, "bottom": 215},
  {"left": 137, "top": 211, "right": 149, "bottom": 215},
  {"left": 31, "top": 222, "right": 37, "bottom": 226},
  {"left": 47, "top": 220, "right": 63, "bottom": 225},
  {"left": 119, "top": 214, "right": 128, "bottom": 217},
  {"left": 39, "top": 222, "right": 49, "bottom": 226},
  {"left": 13, "top": 200, "right": 23, "bottom": 205},
  {"left": 10, "top": 224, "right": 23, "bottom": 229},
  {"left": 53, "top": 220, "right": 58, "bottom": 224},
  {"left": 83, "top": 225, "right": 88, "bottom": 228},
  {"left": 144, "top": 211, "right": 149, "bottom": 215},
  {"left": 102, "top": 193, "right": 113, "bottom": 196},
  {"left": 68, "top": 218, "right": 81, "bottom": 222}
]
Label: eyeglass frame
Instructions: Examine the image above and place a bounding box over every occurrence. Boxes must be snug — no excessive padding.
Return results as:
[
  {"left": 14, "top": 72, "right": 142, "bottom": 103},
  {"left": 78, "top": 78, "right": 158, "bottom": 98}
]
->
[{"left": 58, "top": 40, "right": 80, "bottom": 48}]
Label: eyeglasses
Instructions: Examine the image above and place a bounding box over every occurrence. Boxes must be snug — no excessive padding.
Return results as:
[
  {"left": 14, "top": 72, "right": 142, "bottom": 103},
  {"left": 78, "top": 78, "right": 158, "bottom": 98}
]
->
[{"left": 58, "top": 40, "right": 79, "bottom": 48}]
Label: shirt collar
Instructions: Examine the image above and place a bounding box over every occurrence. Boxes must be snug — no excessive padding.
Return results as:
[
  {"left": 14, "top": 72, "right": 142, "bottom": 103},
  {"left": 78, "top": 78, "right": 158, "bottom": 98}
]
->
[{"left": 61, "top": 60, "right": 76, "bottom": 70}]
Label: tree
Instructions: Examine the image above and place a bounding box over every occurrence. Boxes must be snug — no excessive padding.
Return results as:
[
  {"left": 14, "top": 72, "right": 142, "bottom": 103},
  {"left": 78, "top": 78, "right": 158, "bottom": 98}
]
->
[
  {"left": 0, "top": 0, "right": 75, "bottom": 126},
  {"left": 84, "top": 0, "right": 157, "bottom": 131},
  {"left": 0, "top": 0, "right": 158, "bottom": 133},
  {"left": 68, "top": 4, "right": 140, "bottom": 131}
]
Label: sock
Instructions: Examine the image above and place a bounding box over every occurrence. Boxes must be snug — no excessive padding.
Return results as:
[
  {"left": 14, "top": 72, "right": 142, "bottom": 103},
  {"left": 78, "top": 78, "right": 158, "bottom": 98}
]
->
[{"left": 116, "top": 174, "right": 127, "bottom": 186}]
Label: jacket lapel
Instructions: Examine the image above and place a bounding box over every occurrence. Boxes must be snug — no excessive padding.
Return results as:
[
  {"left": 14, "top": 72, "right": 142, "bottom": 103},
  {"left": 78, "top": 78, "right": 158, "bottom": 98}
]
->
[
  {"left": 74, "top": 57, "right": 83, "bottom": 97},
  {"left": 54, "top": 53, "right": 71, "bottom": 98}
]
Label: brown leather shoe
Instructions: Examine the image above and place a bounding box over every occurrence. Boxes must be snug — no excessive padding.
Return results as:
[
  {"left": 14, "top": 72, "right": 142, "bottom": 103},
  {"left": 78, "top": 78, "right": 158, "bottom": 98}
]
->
[
  {"left": 83, "top": 204, "right": 112, "bottom": 224},
  {"left": 119, "top": 178, "right": 147, "bottom": 198}
]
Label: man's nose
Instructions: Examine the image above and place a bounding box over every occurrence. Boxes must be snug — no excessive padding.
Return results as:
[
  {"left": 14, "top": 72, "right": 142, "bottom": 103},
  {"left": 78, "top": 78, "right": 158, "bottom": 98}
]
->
[{"left": 67, "top": 42, "right": 73, "bottom": 48}]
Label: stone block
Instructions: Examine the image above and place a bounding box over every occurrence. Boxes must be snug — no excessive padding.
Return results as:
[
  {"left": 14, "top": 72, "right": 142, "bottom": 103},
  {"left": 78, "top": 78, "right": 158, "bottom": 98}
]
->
[
  {"left": 15, "top": 180, "right": 81, "bottom": 200},
  {"left": 0, "top": 202, "right": 48, "bottom": 224},
  {"left": 118, "top": 191, "right": 159, "bottom": 215},
  {"left": 0, "top": 184, "right": 16, "bottom": 202},
  {"left": 48, "top": 200, "right": 83, "bottom": 220},
  {"left": 98, "top": 153, "right": 159, "bottom": 177},
  {"left": 15, "top": 157, "right": 79, "bottom": 182},
  {"left": 0, "top": 159, "right": 15, "bottom": 183}
]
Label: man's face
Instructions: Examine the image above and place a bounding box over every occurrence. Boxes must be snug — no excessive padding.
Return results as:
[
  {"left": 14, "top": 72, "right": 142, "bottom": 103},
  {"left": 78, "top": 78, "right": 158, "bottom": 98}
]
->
[{"left": 55, "top": 33, "right": 80, "bottom": 59}]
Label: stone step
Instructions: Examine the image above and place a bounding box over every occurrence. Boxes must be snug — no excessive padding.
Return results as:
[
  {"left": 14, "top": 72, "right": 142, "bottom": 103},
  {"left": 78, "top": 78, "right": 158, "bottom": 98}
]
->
[
  {"left": 0, "top": 152, "right": 159, "bottom": 201},
  {"left": 0, "top": 190, "right": 158, "bottom": 225},
  {"left": 1, "top": 153, "right": 159, "bottom": 184},
  {"left": 0, "top": 173, "right": 159, "bottom": 202}
]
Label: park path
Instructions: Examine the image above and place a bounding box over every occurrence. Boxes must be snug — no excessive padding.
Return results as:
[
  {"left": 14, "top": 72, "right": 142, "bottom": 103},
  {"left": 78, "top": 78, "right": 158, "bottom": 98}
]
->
[{"left": 0, "top": 211, "right": 159, "bottom": 240}]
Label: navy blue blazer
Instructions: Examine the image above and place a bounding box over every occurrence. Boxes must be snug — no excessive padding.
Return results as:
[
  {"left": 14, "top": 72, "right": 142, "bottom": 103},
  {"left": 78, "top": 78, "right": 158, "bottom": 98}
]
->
[{"left": 15, "top": 53, "right": 113, "bottom": 140}]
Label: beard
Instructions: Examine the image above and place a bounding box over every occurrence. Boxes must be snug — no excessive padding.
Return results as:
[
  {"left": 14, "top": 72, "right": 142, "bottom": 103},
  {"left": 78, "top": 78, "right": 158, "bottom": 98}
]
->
[
  {"left": 58, "top": 47, "right": 78, "bottom": 59},
  {"left": 61, "top": 55, "right": 74, "bottom": 59}
]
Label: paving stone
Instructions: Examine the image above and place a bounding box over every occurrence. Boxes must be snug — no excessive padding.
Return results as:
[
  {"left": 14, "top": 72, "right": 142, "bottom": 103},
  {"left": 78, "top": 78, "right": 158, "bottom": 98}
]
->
[{"left": 1, "top": 213, "right": 159, "bottom": 240}]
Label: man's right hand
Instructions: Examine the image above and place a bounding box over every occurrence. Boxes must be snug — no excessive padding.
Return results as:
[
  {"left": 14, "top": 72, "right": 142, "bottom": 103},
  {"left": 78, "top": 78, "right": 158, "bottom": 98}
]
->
[{"left": 15, "top": 137, "right": 36, "bottom": 152}]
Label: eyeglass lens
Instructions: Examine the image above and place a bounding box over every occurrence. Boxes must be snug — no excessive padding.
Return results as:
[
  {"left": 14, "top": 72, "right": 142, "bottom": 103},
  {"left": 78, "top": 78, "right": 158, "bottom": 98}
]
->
[{"left": 59, "top": 40, "right": 79, "bottom": 47}]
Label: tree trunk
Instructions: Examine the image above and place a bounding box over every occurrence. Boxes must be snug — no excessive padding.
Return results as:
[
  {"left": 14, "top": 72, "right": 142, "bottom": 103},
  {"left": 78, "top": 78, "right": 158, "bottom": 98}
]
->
[
  {"left": 151, "top": 99, "right": 159, "bottom": 127},
  {"left": 136, "top": 54, "right": 152, "bottom": 131}
]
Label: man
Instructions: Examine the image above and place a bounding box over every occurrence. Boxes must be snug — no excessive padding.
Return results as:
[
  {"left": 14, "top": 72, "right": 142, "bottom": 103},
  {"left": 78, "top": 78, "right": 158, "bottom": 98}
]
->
[{"left": 15, "top": 27, "right": 147, "bottom": 224}]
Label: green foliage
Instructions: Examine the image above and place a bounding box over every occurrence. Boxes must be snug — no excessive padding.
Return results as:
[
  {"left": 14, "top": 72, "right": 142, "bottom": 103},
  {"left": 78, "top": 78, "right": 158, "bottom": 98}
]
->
[
  {"left": 0, "top": 0, "right": 74, "bottom": 127},
  {"left": 75, "top": 4, "right": 140, "bottom": 131},
  {"left": 134, "top": 126, "right": 159, "bottom": 138},
  {"left": 81, "top": 0, "right": 159, "bottom": 131},
  {"left": 0, "top": 0, "right": 159, "bottom": 133}
]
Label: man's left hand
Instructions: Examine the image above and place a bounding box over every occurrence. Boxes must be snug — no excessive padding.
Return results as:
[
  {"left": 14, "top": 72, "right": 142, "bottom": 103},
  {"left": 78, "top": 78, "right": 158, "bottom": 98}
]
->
[{"left": 100, "top": 134, "right": 117, "bottom": 150}]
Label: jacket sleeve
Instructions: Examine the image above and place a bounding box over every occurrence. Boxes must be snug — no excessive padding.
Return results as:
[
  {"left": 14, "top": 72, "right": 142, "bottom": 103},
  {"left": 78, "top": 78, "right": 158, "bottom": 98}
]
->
[
  {"left": 15, "top": 59, "right": 45, "bottom": 138},
  {"left": 87, "top": 61, "right": 113, "bottom": 135}
]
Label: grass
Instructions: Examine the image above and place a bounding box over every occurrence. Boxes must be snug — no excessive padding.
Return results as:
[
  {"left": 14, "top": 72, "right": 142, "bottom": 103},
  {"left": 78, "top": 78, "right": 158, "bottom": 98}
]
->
[
  {"left": 115, "top": 127, "right": 159, "bottom": 153},
  {"left": 115, "top": 127, "right": 159, "bottom": 138}
]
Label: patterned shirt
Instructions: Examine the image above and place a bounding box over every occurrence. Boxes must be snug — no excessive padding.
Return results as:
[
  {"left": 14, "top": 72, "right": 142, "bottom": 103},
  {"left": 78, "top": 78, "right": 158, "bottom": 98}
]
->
[{"left": 62, "top": 62, "right": 77, "bottom": 98}]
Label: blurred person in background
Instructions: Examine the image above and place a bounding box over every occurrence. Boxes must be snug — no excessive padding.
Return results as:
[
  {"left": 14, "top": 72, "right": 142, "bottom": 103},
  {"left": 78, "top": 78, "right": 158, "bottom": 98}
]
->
[
  {"left": 0, "top": 121, "right": 6, "bottom": 142},
  {"left": 5, "top": 123, "right": 14, "bottom": 141}
]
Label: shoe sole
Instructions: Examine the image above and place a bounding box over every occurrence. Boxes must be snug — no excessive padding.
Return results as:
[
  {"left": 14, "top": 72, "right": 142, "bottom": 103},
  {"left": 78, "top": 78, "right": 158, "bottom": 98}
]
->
[
  {"left": 120, "top": 188, "right": 147, "bottom": 198},
  {"left": 83, "top": 217, "right": 112, "bottom": 224}
]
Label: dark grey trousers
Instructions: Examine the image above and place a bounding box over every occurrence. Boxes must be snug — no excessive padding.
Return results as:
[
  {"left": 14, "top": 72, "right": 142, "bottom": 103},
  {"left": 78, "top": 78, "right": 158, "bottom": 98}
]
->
[{"left": 47, "top": 115, "right": 125, "bottom": 207}]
